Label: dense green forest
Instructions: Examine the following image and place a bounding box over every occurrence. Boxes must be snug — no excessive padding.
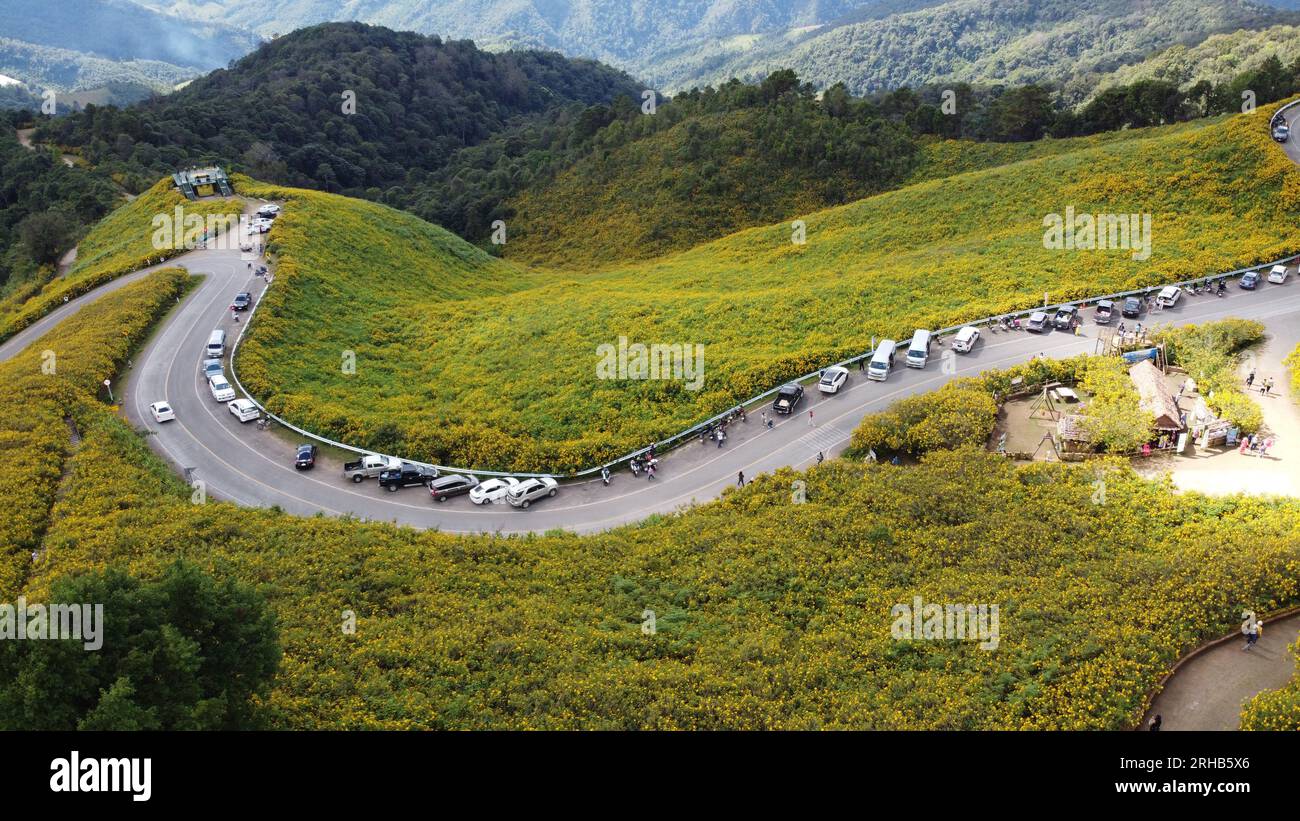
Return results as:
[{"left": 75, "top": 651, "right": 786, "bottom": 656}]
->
[
  {"left": 654, "top": 0, "right": 1294, "bottom": 96},
  {"left": 0, "top": 114, "right": 122, "bottom": 301},
  {"left": 33, "top": 23, "right": 643, "bottom": 197}
]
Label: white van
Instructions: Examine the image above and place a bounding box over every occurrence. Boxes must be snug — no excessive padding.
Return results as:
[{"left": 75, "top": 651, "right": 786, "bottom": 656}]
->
[
  {"left": 905, "top": 329, "right": 932, "bottom": 369},
  {"left": 952, "top": 325, "right": 980, "bottom": 353},
  {"left": 867, "top": 340, "right": 897, "bottom": 382},
  {"left": 1156, "top": 286, "right": 1181, "bottom": 308},
  {"left": 206, "top": 329, "right": 226, "bottom": 358}
]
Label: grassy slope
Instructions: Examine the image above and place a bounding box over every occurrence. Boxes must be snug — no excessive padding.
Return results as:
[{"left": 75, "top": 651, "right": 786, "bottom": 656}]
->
[
  {"left": 503, "top": 107, "right": 914, "bottom": 268},
  {"left": 237, "top": 104, "right": 1300, "bottom": 472},
  {"left": 6, "top": 203, "right": 1300, "bottom": 732}
]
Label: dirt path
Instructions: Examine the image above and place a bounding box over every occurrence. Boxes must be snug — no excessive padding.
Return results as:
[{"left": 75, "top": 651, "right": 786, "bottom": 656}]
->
[{"left": 1134, "top": 328, "right": 1300, "bottom": 495}]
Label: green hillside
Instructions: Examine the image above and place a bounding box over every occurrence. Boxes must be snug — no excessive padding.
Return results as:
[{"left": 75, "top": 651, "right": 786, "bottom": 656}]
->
[
  {"left": 235, "top": 102, "right": 1300, "bottom": 472},
  {"left": 654, "top": 0, "right": 1292, "bottom": 97},
  {"left": 7, "top": 269, "right": 1300, "bottom": 729},
  {"left": 1087, "top": 24, "right": 1300, "bottom": 99},
  {"left": 503, "top": 97, "right": 919, "bottom": 267}
]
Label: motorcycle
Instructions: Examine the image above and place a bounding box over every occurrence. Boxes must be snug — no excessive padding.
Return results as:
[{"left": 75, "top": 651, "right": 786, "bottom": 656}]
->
[
  {"left": 601, "top": 467, "right": 610, "bottom": 486},
  {"left": 1216, "top": 279, "right": 1227, "bottom": 297},
  {"left": 629, "top": 458, "right": 642, "bottom": 477}
]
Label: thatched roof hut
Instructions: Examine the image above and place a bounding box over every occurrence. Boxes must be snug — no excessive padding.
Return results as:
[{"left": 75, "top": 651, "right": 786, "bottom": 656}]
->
[{"left": 1128, "top": 360, "right": 1183, "bottom": 431}]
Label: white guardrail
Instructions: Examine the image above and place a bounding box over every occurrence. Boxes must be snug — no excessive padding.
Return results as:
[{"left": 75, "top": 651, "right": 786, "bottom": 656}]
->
[{"left": 229, "top": 107, "right": 1300, "bottom": 481}]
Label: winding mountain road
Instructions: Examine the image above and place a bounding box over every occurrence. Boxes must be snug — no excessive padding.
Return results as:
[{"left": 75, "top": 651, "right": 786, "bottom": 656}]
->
[
  {"left": 4, "top": 110, "right": 1300, "bottom": 728},
  {"left": 1, "top": 194, "right": 1297, "bottom": 537},
  {"left": 105, "top": 217, "right": 1300, "bottom": 536}
]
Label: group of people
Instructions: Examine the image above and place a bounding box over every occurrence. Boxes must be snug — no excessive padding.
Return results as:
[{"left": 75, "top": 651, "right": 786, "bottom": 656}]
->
[
  {"left": 1245, "top": 370, "right": 1275, "bottom": 395},
  {"left": 1238, "top": 433, "right": 1275, "bottom": 458}
]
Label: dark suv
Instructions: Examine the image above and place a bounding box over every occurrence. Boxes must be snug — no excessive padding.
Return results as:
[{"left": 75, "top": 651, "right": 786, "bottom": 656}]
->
[
  {"left": 1121, "top": 296, "right": 1143, "bottom": 318},
  {"left": 378, "top": 464, "right": 439, "bottom": 492},
  {"left": 294, "top": 444, "right": 317, "bottom": 470}
]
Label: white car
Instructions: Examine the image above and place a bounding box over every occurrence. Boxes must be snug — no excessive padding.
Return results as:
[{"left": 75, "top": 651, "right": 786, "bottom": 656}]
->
[
  {"left": 208, "top": 375, "right": 236, "bottom": 402},
  {"left": 817, "top": 366, "right": 849, "bottom": 394},
  {"left": 468, "top": 477, "right": 520, "bottom": 505},
  {"left": 149, "top": 401, "right": 175, "bottom": 423},
  {"left": 1268, "top": 265, "right": 1290, "bottom": 284},
  {"left": 952, "top": 325, "right": 981, "bottom": 353},
  {"left": 1156, "top": 285, "right": 1182, "bottom": 308},
  {"left": 505, "top": 476, "right": 559, "bottom": 509},
  {"left": 250, "top": 218, "right": 273, "bottom": 234},
  {"left": 228, "top": 398, "right": 260, "bottom": 422}
]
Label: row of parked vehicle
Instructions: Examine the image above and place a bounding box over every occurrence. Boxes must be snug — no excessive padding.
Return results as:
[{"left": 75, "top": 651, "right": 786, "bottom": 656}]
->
[{"left": 339, "top": 452, "right": 559, "bottom": 507}]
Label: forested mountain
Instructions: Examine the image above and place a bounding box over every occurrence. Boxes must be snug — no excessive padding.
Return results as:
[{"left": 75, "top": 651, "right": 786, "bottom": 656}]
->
[
  {"left": 2, "top": 0, "right": 259, "bottom": 71},
  {"left": 133, "top": 0, "right": 1298, "bottom": 94},
  {"left": 34, "top": 23, "right": 643, "bottom": 196},
  {"left": 143, "top": 1, "right": 913, "bottom": 68},
  {"left": 0, "top": 38, "right": 195, "bottom": 103},
  {"left": 643, "top": 0, "right": 1297, "bottom": 95}
]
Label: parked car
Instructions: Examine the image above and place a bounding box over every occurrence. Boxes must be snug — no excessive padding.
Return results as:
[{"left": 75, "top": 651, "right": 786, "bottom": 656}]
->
[
  {"left": 228, "top": 398, "right": 260, "bottom": 422},
  {"left": 256, "top": 204, "right": 280, "bottom": 218},
  {"left": 1156, "top": 285, "right": 1181, "bottom": 308},
  {"left": 208, "top": 375, "right": 236, "bottom": 402},
  {"left": 343, "top": 453, "right": 401, "bottom": 482},
  {"left": 773, "top": 383, "right": 804, "bottom": 414},
  {"left": 294, "top": 444, "right": 317, "bottom": 470},
  {"left": 1094, "top": 300, "right": 1114, "bottom": 324},
  {"left": 1240, "top": 270, "right": 1260, "bottom": 290},
  {"left": 505, "top": 476, "right": 559, "bottom": 508},
  {"left": 149, "top": 401, "right": 175, "bottom": 423},
  {"left": 1268, "top": 265, "right": 1290, "bottom": 284},
  {"left": 202, "top": 359, "right": 224, "bottom": 380},
  {"left": 429, "top": 474, "right": 479, "bottom": 502},
  {"left": 817, "top": 366, "right": 849, "bottom": 394},
  {"left": 250, "top": 218, "right": 273, "bottom": 233},
  {"left": 1052, "top": 305, "right": 1078, "bottom": 330},
  {"left": 1121, "top": 296, "right": 1144, "bottom": 318},
  {"left": 469, "top": 477, "right": 520, "bottom": 505},
  {"left": 1026, "top": 311, "right": 1051, "bottom": 333},
  {"left": 377, "top": 464, "right": 439, "bottom": 492},
  {"left": 951, "top": 325, "right": 980, "bottom": 353},
  {"left": 232, "top": 292, "right": 252, "bottom": 311}
]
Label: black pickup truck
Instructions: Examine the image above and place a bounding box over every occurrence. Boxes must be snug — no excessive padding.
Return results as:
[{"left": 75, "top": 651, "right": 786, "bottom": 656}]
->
[
  {"left": 377, "top": 464, "right": 439, "bottom": 492},
  {"left": 773, "top": 383, "right": 804, "bottom": 415}
]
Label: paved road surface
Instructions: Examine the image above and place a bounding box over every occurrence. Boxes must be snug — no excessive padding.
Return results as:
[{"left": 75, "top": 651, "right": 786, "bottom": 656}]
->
[{"left": 1146, "top": 614, "right": 1300, "bottom": 730}]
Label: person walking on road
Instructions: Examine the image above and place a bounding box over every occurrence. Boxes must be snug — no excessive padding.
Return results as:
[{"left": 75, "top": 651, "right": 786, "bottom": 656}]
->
[
  {"left": 1148, "top": 714, "right": 1161, "bottom": 732},
  {"left": 1260, "top": 436, "right": 1275, "bottom": 458},
  {"left": 808, "top": 409, "right": 815, "bottom": 427},
  {"left": 647, "top": 463, "right": 656, "bottom": 480},
  {"left": 1245, "top": 621, "right": 1262, "bottom": 650},
  {"left": 816, "top": 451, "right": 824, "bottom": 465},
  {"left": 737, "top": 471, "right": 744, "bottom": 487},
  {"left": 1246, "top": 370, "right": 1256, "bottom": 388}
]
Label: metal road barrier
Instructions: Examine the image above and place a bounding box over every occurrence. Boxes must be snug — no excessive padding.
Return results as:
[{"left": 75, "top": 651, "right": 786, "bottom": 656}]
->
[{"left": 228, "top": 111, "right": 1300, "bottom": 481}]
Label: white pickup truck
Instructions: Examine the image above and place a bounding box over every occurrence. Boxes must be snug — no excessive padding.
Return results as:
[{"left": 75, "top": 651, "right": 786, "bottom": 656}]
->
[{"left": 343, "top": 454, "right": 400, "bottom": 483}]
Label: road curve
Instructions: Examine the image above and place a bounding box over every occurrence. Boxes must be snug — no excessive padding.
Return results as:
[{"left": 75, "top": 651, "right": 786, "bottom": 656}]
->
[
  {"left": 113, "top": 238, "right": 1300, "bottom": 535},
  {"left": 0, "top": 141, "right": 1294, "bottom": 536}
]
